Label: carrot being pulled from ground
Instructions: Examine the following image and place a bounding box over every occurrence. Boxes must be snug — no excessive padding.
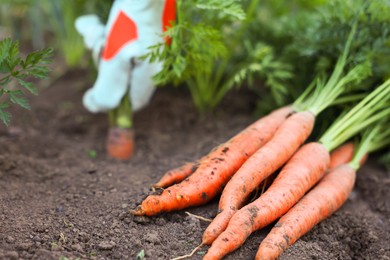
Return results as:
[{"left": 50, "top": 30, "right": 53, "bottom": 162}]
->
[
  {"left": 131, "top": 105, "right": 294, "bottom": 216},
  {"left": 202, "top": 24, "right": 371, "bottom": 245},
  {"left": 107, "top": 94, "right": 134, "bottom": 160},
  {"left": 203, "top": 79, "right": 390, "bottom": 260},
  {"left": 256, "top": 122, "right": 390, "bottom": 260}
]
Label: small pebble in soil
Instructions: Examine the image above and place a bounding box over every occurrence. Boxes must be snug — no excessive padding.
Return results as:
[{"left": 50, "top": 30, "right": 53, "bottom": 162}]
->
[
  {"left": 155, "top": 218, "right": 167, "bottom": 226},
  {"left": 6, "top": 236, "right": 15, "bottom": 244},
  {"left": 117, "top": 211, "right": 127, "bottom": 220},
  {"left": 78, "top": 231, "right": 90, "bottom": 242},
  {"left": 98, "top": 241, "right": 116, "bottom": 250},
  {"left": 133, "top": 216, "right": 151, "bottom": 224},
  {"left": 16, "top": 242, "right": 32, "bottom": 251},
  {"left": 71, "top": 243, "right": 84, "bottom": 252},
  {"left": 112, "top": 251, "right": 122, "bottom": 259},
  {"left": 5, "top": 251, "right": 19, "bottom": 260},
  {"left": 144, "top": 230, "right": 160, "bottom": 244}
]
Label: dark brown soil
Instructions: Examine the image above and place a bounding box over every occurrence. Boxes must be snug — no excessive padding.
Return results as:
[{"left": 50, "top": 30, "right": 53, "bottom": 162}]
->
[{"left": 0, "top": 70, "right": 389, "bottom": 260}]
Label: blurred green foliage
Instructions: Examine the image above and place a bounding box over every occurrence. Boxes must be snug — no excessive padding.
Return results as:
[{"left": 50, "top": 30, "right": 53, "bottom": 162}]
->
[
  {"left": 0, "top": 0, "right": 112, "bottom": 68},
  {"left": 0, "top": 38, "right": 52, "bottom": 125},
  {"left": 1, "top": 0, "right": 389, "bottom": 119},
  {"left": 146, "top": 0, "right": 299, "bottom": 113}
]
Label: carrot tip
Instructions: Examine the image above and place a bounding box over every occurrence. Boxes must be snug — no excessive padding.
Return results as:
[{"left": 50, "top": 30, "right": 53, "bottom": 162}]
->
[
  {"left": 129, "top": 206, "right": 145, "bottom": 216},
  {"left": 106, "top": 127, "right": 135, "bottom": 160}
]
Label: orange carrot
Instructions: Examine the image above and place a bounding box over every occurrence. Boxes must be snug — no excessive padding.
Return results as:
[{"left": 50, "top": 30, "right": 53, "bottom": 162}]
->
[
  {"left": 131, "top": 106, "right": 294, "bottom": 216},
  {"left": 203, "top": 142, "right": 329, "bottom": 259},
  {"left": 203, "top": 142, "right": 364, "bottom": 258},
  {"left": 106, "top": 127, "right": 135, "bottom": 160},
  {"left": 255, "top": 164, "right": 356, "bottom": 260},
  {"left": 202, "top": 111, "right": 315, "bottom": 245},
  {"left": 153, "top": 162, "right": 199, "bottom": 188},
  {"left": 329, "top": 142, "right": 355, "bottom": 169},
  {"left": 329, "top": 142, "right": 368, "bottom": 169}
]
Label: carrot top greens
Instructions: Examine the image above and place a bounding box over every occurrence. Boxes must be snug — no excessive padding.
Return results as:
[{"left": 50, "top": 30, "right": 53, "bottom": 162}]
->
[
  {"left": 350, "top": 121, "right": 390, "bottom": 170},
  {"left": 319, "top": 79, "right": 390, "bottom": 153},
  {"left": 292, "top": 23, "right": 372, "bottom": 116}
]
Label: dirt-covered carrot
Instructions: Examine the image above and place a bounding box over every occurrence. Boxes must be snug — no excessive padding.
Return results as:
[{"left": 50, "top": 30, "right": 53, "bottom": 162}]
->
[
  {"left": 203, "top": 142, "right": 329, "bottom": 259},
  {"left": 256, "top": 122, "right": 390, "bottom": 260},
  {"left": 202, "top": 111, "right": 314, "bottom": 245},
  {"left": 202, "top": 24, "right": 371, "bottom": 245},
  {"left": 256, "top": 164, "right": 356, "bottom": 260},
  {"left": 153, "top": 162, "right": 199, "bottom": 188},
  {"left": 131, "top": 105, "right": 294, "bottom": 216},
  {"left": 203, "top": 79, "right": 390, "bottom": 259}
]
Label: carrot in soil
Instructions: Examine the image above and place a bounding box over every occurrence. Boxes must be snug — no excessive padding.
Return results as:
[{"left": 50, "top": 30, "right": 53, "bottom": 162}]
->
[
  {"left": 203, "top": 79, "right": 390, "bottom": 259},
  {"left": 153, "top": 162, "right": 199, "bottom": 188},
  {"left": 131, "top": 105, "right": 294, "bottom": 216},
  {"left": 202, "top": 24, "right": 368, "bottom": 245},
  {"left": 255, "top": 163, "right": 356, "bottom": 260}
]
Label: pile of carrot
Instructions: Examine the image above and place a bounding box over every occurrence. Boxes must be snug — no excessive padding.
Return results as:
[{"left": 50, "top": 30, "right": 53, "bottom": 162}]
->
[
  {"left": 130, "top": 25, "right": 390, "bottom": 260},
  {"left": 203, "top": 79, "right": 390, "bottom": 259},
  {"left": 132, "top": 24, "right": 356, "bottom": 216}
]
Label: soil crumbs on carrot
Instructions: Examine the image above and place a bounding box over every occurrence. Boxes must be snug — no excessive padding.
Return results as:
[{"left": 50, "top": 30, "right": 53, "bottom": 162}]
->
[{"left": 0, "top": 70, "right": 389, "bottom": 260}]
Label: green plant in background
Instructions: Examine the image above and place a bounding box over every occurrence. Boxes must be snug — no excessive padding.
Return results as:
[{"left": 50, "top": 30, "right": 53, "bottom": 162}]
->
[
  {"left": 0, "top": 38, "right": 52, "bottom": 125},
  {"left": 146, "top": 0, "right": 293, "bottom": 113},
  {"left": 0, "top": 0, "right": 112, "bottom": 68},
  {"left": 267, "top": 0, "right": 390, "bottom": 93}
]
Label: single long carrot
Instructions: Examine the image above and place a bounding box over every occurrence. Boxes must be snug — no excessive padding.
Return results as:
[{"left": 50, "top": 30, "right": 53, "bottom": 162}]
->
[
  {"left": 202, "top": 111, "right": 315, "bottom": 245},
  {"left": 203, "top": 142, "right": 329, "bottom": 259},
  {"left": 131, "top": 106, "right": 294, "bottom": 216},
  {"left": 153, "top": 162, "right": 199, "bottom": 188},
  {"left": 256, "top": 164, "right": 356, "bottom": 260}
]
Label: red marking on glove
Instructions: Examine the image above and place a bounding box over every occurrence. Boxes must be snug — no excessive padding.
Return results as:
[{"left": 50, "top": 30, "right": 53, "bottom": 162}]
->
[
  {"left": 102, "top": 11, "right": 138, "bottom": 61},
  {"left": 162, "top": 0, "right": 176, "bottom": 44}
]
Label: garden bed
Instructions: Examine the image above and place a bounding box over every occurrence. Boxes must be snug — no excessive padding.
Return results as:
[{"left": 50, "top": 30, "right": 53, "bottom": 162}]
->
[{"left": 0, "top": 70, "right": 389, "bottom": 260}]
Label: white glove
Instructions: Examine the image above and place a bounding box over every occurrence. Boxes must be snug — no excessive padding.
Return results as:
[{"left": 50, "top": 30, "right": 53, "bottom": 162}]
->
[
  {"left": 74, "top": 14, "right": 105, "bottom": 65},
  {"left": 75, "top": 0, "right": 176, "bottom": 113}
]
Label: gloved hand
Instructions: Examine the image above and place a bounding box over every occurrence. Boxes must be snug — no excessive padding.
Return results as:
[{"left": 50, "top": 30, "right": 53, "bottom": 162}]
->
[{"left": 75, "top": 0, "right": 175, "bottom": 113}]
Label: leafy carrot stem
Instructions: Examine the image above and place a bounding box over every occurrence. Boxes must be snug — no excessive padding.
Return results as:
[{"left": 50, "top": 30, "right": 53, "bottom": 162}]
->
[
  {"left": 320, "top": 79, "right": 390, "bottom": 151},
  {"left": 293, "top": 23, "right": 364, "bottom": 115}
]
